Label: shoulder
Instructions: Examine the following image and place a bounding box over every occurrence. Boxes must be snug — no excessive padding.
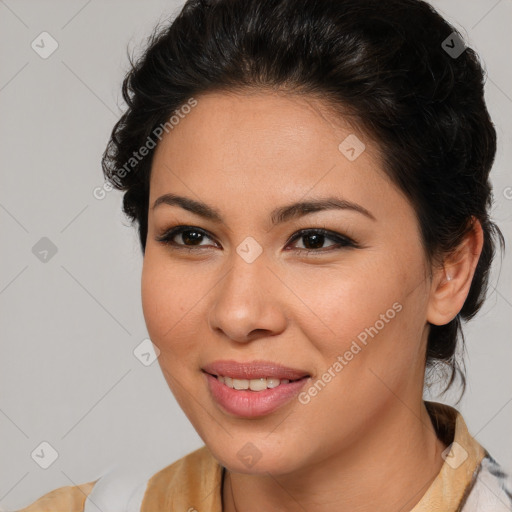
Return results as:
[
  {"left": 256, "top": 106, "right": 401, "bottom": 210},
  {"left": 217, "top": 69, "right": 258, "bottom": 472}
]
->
[
  {"left": 141, "top": 445, "right": 224, "bottom": 510},
  {"left": 14, "top": 447, "right": 223, "bottom": 512},
  {"left": 15, "top": 480, "right": 97, "bottom": 512}
]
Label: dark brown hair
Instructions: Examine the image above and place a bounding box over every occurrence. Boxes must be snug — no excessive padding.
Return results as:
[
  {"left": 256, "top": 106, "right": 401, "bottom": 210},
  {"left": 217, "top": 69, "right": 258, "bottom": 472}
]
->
[{"left": 102, "top": 0, "right": 504, "bottom": 395}]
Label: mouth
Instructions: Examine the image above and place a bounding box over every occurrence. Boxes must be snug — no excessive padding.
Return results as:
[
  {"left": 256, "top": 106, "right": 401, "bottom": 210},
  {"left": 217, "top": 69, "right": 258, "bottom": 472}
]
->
[
  {"left": 201, "top": 360, "right": 311, "bottom": 418},
  {"left": 204, "top": 372, "right": 307, "bottom": 392},
  {"left": 202, "top": 359, "right": 310, "bottom": 381}
]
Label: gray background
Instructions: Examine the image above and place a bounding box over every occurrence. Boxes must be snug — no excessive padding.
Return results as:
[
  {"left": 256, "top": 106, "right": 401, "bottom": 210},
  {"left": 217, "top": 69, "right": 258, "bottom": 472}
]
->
[{"left": 0, "top": 0, "right": 511, "bottom": 509}]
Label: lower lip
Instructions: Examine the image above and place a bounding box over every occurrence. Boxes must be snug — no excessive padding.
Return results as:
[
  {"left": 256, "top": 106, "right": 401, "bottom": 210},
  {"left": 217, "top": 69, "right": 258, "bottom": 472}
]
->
[{"left": 204, "top": 372, "right": 309, "bottom": 418}]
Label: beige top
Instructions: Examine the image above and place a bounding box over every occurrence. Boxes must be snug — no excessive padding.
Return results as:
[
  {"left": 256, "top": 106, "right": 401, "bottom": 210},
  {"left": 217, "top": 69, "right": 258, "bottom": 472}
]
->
[{"left": 18, "top": 401, "right": 491, "bottom": 511}]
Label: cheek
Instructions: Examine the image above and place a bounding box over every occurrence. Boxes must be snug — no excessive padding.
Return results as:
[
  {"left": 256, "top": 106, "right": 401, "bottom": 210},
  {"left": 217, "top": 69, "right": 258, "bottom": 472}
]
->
[
  {"left": 141, "top": 250, "right": 195, "bottom": 351},
  {"left": 291, "top": 266, "right": 427, "bottom": 439},
  {"left": 141, "top": 259, "right": 169, "bottom": 344},
  {"left": 290, "top": 259, "right": 401, "bottom": 347},
  {"left": 140, "top": 254, "right": 208, "bottom": 413},
  {"left": 293, "top": 250, "right": 428, "bottom": 379},
  {"left": 141, "top": 252, "right": 202, "bottom": 355}
]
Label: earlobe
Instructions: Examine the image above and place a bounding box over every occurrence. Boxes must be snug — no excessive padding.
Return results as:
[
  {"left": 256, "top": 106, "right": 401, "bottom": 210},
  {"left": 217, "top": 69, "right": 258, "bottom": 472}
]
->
[{"left": 427, "top": 217, "right": 484, "bottom": 326}]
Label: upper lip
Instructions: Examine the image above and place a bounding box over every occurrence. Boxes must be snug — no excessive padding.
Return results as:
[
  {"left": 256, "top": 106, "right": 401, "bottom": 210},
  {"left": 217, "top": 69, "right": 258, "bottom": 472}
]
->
[{"left": 202, "top": 360, "right": 310, "bottom": 381}]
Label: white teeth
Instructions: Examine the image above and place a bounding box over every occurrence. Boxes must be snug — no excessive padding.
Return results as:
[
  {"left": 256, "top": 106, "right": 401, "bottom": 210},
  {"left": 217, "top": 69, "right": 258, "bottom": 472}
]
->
[
  {"left": 249, "top": 378, "right": 268, "bottom": 391},
  {"left": 266, "top": 378, "right": 280, "bottom": 388},
  {"left": 232, "top": 378, "right": 249, "bottom": 390},
  {"left": 216, "top": 375, "right": 296, "bottom": 391}
]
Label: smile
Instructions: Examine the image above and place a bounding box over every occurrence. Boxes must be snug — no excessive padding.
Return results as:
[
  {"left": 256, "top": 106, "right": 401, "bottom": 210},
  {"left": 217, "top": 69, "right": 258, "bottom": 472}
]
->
[
  {"left": 214, "top": 374, "right": 301, "bottom": 391},
  {"left": 203, "top": 372, "right": 310, "bottom": 418}
]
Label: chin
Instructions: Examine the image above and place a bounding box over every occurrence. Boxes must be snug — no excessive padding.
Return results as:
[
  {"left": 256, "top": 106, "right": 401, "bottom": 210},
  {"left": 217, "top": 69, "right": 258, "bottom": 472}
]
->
[{"left": 205, "top": 434, "right": 307, "bottom": 476}]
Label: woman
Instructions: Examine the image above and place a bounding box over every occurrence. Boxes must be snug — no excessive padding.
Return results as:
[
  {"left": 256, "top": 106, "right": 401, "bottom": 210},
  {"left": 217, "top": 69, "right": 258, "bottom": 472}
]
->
[{"left": 18, "top": 0, "right": 511, "bottom": 510}]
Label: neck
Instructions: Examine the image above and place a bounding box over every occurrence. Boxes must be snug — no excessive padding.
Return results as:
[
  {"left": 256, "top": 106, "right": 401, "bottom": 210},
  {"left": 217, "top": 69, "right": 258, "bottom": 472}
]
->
[{"left": 223, "top": 400, "right": 447, "bottom": 512}]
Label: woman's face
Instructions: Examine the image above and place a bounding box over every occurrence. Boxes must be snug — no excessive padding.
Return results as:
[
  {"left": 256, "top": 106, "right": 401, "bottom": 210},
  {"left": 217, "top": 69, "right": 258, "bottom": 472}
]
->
[{"left": 141, "top": 90, "right": 434, "bottom": 475}]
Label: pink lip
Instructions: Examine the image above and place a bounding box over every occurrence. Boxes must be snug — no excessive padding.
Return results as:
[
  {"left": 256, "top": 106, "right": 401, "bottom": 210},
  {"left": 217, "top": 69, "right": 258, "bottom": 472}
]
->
[
  {"left": 202, "top": 359, "right": 309, "bottom": 380},
  {"left": 204, "top": 373, "right": 309, "bottom": 418},
  {"left": 202, "top": 360, "right": 311, "bottom": 418}
]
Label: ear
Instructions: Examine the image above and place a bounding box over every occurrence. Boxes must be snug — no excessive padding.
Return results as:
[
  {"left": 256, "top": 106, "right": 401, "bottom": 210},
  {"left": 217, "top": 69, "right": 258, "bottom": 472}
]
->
[{"left": 427, "top": 217, "right": 484, "bottom": 326}]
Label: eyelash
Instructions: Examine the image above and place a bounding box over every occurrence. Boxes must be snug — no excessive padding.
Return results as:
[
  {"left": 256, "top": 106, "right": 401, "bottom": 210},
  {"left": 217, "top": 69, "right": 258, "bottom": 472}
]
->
[{"left": 154, "top": 225, "right": 358, "bottom": 255}]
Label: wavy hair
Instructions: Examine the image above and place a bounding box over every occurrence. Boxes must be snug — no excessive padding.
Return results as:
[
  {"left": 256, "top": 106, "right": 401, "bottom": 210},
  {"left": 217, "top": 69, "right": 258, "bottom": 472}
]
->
[{"left": 102, "top": 0, "right": 504, "bottom": 395}]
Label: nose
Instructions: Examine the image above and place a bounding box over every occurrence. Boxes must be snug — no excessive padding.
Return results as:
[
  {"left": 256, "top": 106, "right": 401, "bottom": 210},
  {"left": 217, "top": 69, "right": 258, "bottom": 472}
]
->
[{"left": 207, "top": 253, "right": 288, "bottom": 344}]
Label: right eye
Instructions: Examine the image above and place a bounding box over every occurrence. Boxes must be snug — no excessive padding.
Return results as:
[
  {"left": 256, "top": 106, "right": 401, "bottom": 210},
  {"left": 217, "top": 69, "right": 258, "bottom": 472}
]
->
[{"left": 155, "top": 225, "right": 219, "bottom": 250}]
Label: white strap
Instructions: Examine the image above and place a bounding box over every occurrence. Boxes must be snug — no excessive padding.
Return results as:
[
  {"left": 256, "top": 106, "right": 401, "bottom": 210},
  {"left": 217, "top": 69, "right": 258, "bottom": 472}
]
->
[
  {"left": 83, "top": 463, "right": 153, "bottom": 512},
  {"left": 462, "top": 455, "right": 512, "bottom": 511}
]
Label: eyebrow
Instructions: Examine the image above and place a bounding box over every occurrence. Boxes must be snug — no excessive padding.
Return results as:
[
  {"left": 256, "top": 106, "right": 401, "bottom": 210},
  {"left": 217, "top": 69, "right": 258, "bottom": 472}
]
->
[{"left": 152, "top": 193, "right": 376, "bottom": 225}]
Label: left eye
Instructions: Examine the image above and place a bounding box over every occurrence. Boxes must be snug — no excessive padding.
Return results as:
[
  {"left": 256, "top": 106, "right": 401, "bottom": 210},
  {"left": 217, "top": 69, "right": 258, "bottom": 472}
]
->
[
  {"left": 155, "top": 226, "right": 356, "bottom": 253},
  {"left": 287, "top": 228, "right": 355, "bottom": 252}
]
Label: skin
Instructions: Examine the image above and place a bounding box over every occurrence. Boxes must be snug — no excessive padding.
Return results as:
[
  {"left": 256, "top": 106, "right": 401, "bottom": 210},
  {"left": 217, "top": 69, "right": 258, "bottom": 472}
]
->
[{"left": 141, "top": 89, "right": 483, "bottom": 511}]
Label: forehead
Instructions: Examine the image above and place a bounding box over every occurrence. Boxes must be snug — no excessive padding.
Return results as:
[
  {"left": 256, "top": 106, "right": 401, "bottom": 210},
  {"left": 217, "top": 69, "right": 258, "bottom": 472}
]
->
[
  {"left": 148, "top": 90, "right": 404, "bottom": 223},
  {"left": 154, "top": 90, "right": 372, "bottom": 165}
]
